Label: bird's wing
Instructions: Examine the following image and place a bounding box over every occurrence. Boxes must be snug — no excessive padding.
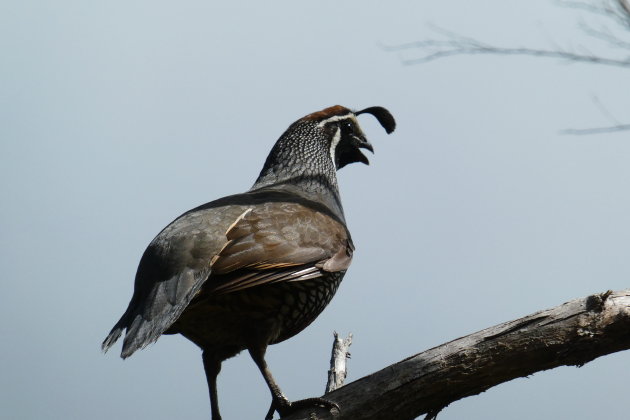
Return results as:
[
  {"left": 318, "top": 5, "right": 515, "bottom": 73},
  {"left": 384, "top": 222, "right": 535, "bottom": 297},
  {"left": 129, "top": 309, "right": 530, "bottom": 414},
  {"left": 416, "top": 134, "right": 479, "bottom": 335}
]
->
[
  {"left": 207, "top": 201, "right": 353, "bottom": 294},
  {"left": 102, "top": 204, "right": 251, "bottom": 358},
  {"left": 102, "top": 200, "right": 352, "bottom": 358}
]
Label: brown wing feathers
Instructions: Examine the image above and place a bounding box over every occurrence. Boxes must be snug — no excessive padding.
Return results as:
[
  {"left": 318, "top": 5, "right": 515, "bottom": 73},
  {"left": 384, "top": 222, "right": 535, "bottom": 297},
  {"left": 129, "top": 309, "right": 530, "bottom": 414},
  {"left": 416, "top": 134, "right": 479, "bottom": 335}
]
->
[{"left": 209, "top": 202, "right": 352, "bottom": 294}]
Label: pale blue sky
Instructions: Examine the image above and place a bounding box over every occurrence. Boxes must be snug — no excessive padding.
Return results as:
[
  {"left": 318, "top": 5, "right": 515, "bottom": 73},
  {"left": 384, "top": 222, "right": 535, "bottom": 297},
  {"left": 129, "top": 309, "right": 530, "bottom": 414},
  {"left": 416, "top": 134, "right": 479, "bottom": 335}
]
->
[{"left": 2, "top": 1, "right": 629, "bottom": 419}]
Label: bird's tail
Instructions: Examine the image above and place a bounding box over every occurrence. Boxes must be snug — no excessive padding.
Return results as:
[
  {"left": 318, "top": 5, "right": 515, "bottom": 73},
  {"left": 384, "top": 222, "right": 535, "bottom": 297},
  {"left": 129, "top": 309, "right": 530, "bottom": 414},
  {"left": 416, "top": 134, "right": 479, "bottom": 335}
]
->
[{"left": 101, "top": 310, "right": 130, "bottom": 354}]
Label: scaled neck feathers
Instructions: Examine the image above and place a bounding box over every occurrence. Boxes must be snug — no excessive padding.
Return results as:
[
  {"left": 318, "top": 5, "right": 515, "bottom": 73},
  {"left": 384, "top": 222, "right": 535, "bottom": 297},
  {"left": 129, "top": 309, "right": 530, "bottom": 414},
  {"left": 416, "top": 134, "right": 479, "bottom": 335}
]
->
[{"left": 250, "top": 123, "right": 345, "bottom": 222}]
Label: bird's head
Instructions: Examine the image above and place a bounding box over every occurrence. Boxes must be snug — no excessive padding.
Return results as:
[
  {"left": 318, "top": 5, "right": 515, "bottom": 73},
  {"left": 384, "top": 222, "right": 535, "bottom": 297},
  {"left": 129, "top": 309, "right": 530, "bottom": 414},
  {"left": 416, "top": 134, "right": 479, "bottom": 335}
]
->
[
  {"left": 302, "top": 105, "right": 396, "bottom": 169},
  {"left": 253, "top": 105, "right": 396, "bottom": 201}
]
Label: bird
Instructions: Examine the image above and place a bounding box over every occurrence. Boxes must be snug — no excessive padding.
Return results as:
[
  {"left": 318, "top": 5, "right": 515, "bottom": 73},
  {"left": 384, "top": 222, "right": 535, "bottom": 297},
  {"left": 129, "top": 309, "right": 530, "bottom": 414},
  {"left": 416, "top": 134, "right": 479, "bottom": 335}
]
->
[{"left": 102, "top": 104, "right": 396, "bottom": 420}]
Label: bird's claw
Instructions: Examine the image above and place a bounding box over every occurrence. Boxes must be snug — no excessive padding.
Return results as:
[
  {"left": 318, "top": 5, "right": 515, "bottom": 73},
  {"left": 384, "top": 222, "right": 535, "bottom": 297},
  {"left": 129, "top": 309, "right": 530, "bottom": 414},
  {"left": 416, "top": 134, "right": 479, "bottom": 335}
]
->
[{"left": 265, "top": 397, "right": 339, "bottom": 419}]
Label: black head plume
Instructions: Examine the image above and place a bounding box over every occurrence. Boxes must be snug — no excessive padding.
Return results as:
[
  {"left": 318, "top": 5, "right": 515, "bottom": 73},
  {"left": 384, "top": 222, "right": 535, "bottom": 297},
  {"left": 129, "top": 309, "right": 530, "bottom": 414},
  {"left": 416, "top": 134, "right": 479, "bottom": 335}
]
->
[{"left": 355, "top": 106, "right": 396, "bottom": 134}]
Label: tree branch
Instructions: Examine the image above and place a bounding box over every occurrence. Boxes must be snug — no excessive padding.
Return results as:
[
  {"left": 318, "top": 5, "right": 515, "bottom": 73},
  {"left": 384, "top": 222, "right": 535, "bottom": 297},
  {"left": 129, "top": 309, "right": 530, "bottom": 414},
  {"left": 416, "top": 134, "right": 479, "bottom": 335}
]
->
[
  {"left": 325, "top": 332, "right": 353, "bottom": 393},
  {"left": 386, "top": 36, "right": 630, "bottom": 67},
  {"left": 282, "top": 289, "right": 630, "bottom": 420}
]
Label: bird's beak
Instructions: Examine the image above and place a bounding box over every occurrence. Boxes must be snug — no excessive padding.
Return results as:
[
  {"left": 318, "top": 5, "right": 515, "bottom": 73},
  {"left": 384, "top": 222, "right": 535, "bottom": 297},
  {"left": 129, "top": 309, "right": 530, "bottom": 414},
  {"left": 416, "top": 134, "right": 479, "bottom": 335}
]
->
[
  {"left": 358, "top": 139, "right": 374, "bottom": 154},
  {"left": 352, "top": 135, "right": 374, "bottom": 165}
]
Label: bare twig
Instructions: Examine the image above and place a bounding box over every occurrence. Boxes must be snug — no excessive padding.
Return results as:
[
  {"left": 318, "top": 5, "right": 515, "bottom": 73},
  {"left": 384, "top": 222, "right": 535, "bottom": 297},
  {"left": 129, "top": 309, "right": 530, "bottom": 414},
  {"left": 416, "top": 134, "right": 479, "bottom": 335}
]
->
[
  {"left": 385, "top": 34, "right": 630, "bottom": 67},
  {"left": 558, "top": 0, "right": 630, "bottom": 29},
  {"left": 618, "top": 0, "right": 630, "bottom": 22},
  {"left": 325, "top": 332, "right": 352, "bottom": 393},
  {"left": 385, "top": 1, "right": 630, "bottom": 135},
  {"left": 283, "top": 289, "right": 630, "bottom": 420},
  {"left": 560, "top": 123, "right": 630, "bottom": 133},
  {"left": 578, "top": 20, "right": 630, "bottom": 49}
]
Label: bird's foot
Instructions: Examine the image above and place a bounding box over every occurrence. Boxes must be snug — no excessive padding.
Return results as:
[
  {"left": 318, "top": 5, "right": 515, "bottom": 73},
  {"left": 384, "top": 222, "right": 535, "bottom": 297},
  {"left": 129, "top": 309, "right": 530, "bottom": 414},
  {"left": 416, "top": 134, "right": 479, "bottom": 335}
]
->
[{"left": 265, "top": 396, "right": 340, "bottom": 419}]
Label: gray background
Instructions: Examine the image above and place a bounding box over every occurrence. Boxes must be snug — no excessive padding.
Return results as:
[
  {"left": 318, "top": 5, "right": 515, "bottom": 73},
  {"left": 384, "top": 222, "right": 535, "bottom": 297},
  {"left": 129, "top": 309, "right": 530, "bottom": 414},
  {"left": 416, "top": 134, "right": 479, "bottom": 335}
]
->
[{"left": 2, "top": 1, "right": 629, "bottom": 419}]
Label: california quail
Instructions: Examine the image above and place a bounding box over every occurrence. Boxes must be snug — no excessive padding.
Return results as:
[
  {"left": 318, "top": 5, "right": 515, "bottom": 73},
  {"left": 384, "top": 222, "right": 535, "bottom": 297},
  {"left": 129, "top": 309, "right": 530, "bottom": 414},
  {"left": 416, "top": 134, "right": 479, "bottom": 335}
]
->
[{"left": 102, "top": 105, "right": 396, "bottom": 420}]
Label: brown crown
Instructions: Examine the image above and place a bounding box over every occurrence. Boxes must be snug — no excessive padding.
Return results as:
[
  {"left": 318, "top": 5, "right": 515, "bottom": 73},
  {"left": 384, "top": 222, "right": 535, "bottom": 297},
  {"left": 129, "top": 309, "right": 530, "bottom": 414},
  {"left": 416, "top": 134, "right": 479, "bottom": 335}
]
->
[{"left": 302, "top": 105, "right": 352, "bottom": 121}]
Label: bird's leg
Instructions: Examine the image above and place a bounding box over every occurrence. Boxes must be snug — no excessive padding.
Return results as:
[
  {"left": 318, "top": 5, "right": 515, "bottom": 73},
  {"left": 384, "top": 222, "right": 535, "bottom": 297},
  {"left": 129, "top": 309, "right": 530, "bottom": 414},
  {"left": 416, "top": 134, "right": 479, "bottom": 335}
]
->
[
  {"left": 248, "top": 345, "right": 340, "bottom": 420},
  {"left": 248, "top": 345, "right": 290, "bottom": 419},
  {"left": 202, "top": 351, "right": 223, "bottom": 420}
]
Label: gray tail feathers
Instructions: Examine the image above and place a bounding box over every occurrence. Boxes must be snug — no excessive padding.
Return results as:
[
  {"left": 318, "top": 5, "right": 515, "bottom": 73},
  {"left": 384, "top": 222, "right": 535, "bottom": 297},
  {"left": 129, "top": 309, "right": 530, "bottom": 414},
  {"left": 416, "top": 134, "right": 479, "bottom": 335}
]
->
[
  {"left": 100, "top": 284, "right": 199, "bottom": 359},
  {"left": 101, "top": 266, "right": 210, "bottom": 358},
  {"left": 101, "top": 326, "right": 123, "bottom": 353},
  {"left": 101, "top": 307, "right": 131, "bottom": 356},
  {"left": 101, "top": 308, "right": 163, "bottom": 359},
  {"left": 101, "top": 297, "right": 152, "bottom": 359}
]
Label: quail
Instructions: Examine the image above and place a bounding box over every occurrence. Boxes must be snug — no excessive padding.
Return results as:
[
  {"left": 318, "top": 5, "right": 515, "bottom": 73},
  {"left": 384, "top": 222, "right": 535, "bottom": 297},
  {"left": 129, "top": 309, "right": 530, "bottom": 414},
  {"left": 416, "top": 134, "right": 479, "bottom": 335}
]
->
[{"left": 102, "top": 105, "right": 396, "bottom": 420}]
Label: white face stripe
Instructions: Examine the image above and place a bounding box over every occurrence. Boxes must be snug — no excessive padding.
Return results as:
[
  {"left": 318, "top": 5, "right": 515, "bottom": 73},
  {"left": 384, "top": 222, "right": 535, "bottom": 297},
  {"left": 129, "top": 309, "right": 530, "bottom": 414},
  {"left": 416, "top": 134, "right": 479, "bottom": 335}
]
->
[
  {"left": 329, "top": 127, "right": 341, "bottom": 164},
  {"left": 316, "top": 113, "right": 358, "bottom": 128}
]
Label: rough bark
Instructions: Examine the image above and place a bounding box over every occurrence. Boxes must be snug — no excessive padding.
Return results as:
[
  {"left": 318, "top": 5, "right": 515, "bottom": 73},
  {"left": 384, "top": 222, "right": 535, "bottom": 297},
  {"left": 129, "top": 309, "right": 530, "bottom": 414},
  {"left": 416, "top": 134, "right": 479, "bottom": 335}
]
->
[{"left": 282, "top": 289, "right": 630, "bottom": 420}]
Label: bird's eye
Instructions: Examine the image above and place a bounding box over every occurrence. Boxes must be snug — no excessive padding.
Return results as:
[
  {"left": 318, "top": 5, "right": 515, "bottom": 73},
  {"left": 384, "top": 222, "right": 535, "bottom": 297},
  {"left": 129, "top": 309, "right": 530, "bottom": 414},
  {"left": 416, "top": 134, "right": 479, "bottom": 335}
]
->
[{"left": 342, "top": 121, "right": 354, "bottom": 132}]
